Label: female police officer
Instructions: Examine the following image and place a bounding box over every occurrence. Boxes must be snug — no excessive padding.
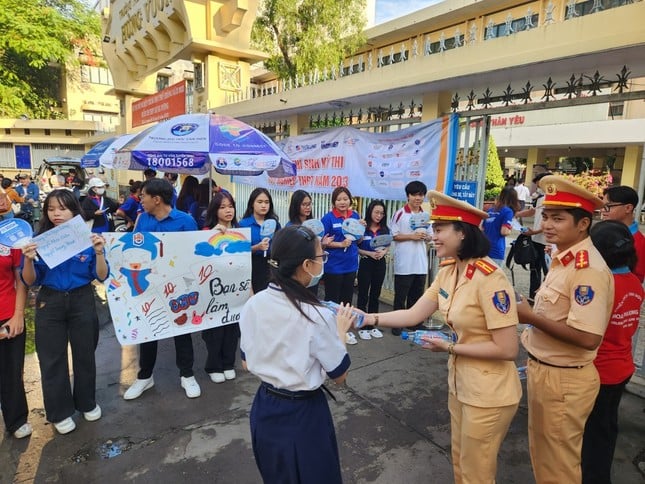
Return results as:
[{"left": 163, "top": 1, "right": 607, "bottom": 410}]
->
[{"left": 362, "top": 191, "right": 521, "bottom": 484}]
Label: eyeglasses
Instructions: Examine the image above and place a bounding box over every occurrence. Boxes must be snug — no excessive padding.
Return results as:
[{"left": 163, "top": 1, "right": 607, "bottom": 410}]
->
[
  {"left": 301, "top": 202, "right": 312, "bottom": 207},
  {"left": 311, "top": 252, "right": 329, "bottom": 264},
  {"left": 603, "top": 203, "right": 626, "bottom": 212}
]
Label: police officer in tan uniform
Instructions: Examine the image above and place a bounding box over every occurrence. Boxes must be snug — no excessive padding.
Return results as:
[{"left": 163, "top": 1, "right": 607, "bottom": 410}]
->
[
  {"left": 363, "top": 191, "right": 522, "bottom": 484},
  {"left": 517, "top": 175, "right": 613, "bottom": 484}
]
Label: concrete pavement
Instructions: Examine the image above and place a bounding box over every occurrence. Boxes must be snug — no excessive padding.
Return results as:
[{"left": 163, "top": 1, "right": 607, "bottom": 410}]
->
[{"left": 1, "top": 266, "right": 644, "bottom": 483}]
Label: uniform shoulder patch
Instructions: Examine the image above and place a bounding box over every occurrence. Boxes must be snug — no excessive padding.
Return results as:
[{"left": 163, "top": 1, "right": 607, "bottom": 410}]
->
[
  {"left": 574, "top": 285, "right": 594, "bottom": 305},
  {"left": 492, "top": 290, "right": 511, "bottom": 314},
  {"left": 474, "top": 259, "right": 497, "bottom": 275},
  {"left": 575, "top": 250, "right": 589, "bottom": 269}
]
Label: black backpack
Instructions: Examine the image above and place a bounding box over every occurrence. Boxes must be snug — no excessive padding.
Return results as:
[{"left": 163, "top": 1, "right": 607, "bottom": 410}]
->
[{"left": 506, "top": 233, "right": 537, "bottom": 270}]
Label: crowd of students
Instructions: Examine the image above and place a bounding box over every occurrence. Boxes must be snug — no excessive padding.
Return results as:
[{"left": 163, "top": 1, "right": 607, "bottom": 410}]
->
[{"left": 0, "top": 173, "right": 642, "bottom": 484}]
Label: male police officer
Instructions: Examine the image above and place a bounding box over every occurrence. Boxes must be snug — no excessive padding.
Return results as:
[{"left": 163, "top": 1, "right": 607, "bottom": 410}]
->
[{"left": 517, "top": 175, "right": 613, "bottom": 484}]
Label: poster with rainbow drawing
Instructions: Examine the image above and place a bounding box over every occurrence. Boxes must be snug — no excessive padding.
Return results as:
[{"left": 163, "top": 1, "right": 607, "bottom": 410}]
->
[{"left": 102, "top": 229, "right": 252, "bottom": 346}]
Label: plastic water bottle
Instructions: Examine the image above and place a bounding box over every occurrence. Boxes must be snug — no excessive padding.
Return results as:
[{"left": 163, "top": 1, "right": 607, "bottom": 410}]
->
[
  {"left": 321, "top": 301, "right": 365, "bottom": 328},
  {"left": 401, "top": 330, "right": 455, "bottom": 346}
]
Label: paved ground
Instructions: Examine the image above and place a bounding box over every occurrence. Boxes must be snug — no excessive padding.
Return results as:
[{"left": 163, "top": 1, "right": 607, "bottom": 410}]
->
[{"left": 1, "top": 266, "right": 644, "bottom": 483}]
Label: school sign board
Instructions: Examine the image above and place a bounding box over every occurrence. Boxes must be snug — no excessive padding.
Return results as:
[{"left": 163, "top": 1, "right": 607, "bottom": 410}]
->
[{"left": 103, "top": 229, "right": 251, "bottom": 345}]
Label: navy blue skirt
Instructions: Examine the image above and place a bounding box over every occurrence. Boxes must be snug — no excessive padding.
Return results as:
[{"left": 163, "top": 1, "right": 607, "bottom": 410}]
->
[{"left": 250, "top": 383, "right": 342, "bottom": 484}]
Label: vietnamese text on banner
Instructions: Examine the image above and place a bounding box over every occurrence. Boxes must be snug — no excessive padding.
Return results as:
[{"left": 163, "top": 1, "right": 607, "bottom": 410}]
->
[{"left": 234, "top": 115, "right": 458, "bottom": 200}]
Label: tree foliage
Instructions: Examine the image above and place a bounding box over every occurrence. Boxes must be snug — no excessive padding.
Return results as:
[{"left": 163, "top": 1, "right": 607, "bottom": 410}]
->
[
  {"left": 252, "top": 0, "right": 367, "bottom": 80},
  {"left": 484, "top": 136, "right": 505, "bottom": 200},
  {"left": 0, "top": 0, "right": 101, "bottom": 119}
]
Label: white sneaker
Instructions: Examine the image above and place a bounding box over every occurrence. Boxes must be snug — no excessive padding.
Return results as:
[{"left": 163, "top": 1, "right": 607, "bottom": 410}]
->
[
  {"left": 209, "top": 372, "right": 226, "bottom": 383},
  {"left": 369, "top": 328, "right": 384, "bottom": 338},
  {"left": 53, "top": 417, "right": 76, "bottom": 435},
  {"left": 123, "top": 377, "right": 154, "bottom": 400},
  {"left": 223, "top": 369, "right": 236, "bottom": 380},
  {"left": 358, "top": 329, "right": 372, "bottom": 340},
  {"left": 181, "top": 376, "right": 201, "bottom": 398},
  {"left": 84, "top": 405, "right": 102, "bottom": 422},
  {"left": 346, "top": 332, "right": 358, "bottom": 345},
  {"left": 13, "top": 423, "right": 32, "bottom": 439}
]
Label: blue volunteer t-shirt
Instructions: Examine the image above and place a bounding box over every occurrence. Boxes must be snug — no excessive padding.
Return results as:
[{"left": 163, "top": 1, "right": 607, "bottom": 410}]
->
[
  {"left": 135, "top": 208, "right": 198, "bottom": 232},
  {"left": 21, "top": 247, "right": 108, "bottom": 291},
  {"left": 482, "top": 205, "right": 513, "bottom": 260},
  {"left": 321, "top": 209, "right": 360, "bottom": 274},
  {"left": 119, "top": 195, "right": 141, "bottom": 222},
  {"left": 239, "top": 216, "right": 281, "bottom": 257}
]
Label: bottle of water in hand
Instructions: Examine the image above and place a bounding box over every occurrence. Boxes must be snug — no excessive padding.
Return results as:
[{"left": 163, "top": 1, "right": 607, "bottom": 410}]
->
[
  {"left": 321, "top": 301, "right": 365, "bottom": 328},
  {"left": 401, "top": 330, "right": 455, "bottom": 346}
]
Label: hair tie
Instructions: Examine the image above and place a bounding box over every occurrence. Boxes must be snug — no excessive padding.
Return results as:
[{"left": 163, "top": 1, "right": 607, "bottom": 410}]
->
[
  {"left": 267, "top": 259, "right": 279, "bottom": 268},
  {"left": 615, "top": 238, "right": 631, "bottom": 248}
]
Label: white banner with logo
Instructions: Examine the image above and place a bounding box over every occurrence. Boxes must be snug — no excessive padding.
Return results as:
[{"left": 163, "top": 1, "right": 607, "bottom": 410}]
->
[
  {"left": 103, "top": 229, "right": 251, "bottom": 346},
  {"left": 234, "top": 115, "right": 458, "bottom": 200}
]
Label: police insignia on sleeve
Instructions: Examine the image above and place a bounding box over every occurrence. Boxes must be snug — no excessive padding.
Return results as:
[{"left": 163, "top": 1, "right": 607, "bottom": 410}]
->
[
  {"left": 574, "top": 285, "right": 594, "bottom": 305},
  {"left": 493, "top": 290, "right": 511, "bottom": 314}
]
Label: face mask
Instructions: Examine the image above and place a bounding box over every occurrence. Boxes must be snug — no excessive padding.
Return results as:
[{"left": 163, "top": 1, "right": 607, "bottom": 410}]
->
[
  {"left": 95, "top": 188, "right": 105, "bottom": 195},
  {"left": 305, "top": 263, "right": 324, "bottom": 288}
]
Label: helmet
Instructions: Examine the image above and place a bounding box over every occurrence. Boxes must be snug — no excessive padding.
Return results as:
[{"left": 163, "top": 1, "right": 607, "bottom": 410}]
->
[{"left": 88, "top": 177, "right": 106, "bottom": 189}]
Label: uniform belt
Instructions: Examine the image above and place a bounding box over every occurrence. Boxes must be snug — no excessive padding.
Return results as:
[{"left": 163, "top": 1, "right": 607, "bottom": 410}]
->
[
  {"left": 261, "top": 382, "right": 335, "bottom": 401},
  {"left": 527, "top": 352, "right": 585, "bottom": 369}
]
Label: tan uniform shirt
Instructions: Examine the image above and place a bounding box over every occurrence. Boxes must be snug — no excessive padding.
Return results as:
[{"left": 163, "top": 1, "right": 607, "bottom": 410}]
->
[
  {"left": 425, "top": 258, "right": 522, "bottom": 408},
  {"left": 521, "top": 237, "right": 613, "bottom": 367}
]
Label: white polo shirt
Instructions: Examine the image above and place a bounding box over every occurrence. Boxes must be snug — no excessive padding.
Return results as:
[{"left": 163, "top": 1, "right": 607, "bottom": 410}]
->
[
  {"left": 240, "top": 284, "right": 350, "bottom": 391},
  {"left": 391, "top": 204, "right": 431, "bottom": 276}
]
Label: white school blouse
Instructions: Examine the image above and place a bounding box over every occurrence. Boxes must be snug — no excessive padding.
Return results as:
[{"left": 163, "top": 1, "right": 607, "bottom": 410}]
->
[{"left": 240, "top": 284, "right": 350, "bottom": 391}]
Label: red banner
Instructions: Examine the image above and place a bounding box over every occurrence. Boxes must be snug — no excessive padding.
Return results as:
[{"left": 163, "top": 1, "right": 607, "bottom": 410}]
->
[{"left": 132, "top": 81, "right": 186, "bottom": 128}]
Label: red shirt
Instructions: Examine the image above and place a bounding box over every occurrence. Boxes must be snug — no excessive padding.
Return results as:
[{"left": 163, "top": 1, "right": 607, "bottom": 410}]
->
[
  {"left": 593, "top": 270, "right": 644, "bottom": 384},
  {"left": 0, "top": 246, "right": 22, "bottom": 320},
  {"left": 632, "top": 229, "right": 645, "bottom": 282}
]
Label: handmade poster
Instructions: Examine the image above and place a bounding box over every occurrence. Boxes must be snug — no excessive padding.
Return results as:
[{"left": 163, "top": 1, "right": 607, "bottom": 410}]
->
[
  {"left": 103, "top": 229, "right": 252, "bottom": 346},
  {"left": 32, "top": 215, "right": 92, "bottom": 268}
]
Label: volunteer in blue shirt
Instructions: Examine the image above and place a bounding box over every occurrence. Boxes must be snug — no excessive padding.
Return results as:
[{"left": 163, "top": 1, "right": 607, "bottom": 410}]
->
[
  {"left": 321, "top": 186, "right": 363, "bottom": 345},
  {"left": 116, "top": 181, "right": 142, "bottom": 230},
  {"left": 20, "top": 189, "right": 108, "bottom": 435},
  {"left": 482, "top": 187, "right": 520, "bottom": 266},
  {"left": 122, "top": 178, "right": 202, "bottom": 401},
  {"left": 239, "top": 188, "right": 281, "bottom": 293}
]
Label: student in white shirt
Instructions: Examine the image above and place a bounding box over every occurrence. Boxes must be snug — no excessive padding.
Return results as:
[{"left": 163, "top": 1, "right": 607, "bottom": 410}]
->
[
  {"left": 240, "top": 225, "right": 354, "bottom": 484},
  {"left": 390, "top": 181, "right": 431, "bottom": 335}
]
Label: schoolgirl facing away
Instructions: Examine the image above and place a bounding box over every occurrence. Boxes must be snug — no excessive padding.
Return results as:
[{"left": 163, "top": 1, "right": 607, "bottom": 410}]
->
[
  {"left": 240, "top": 225, "right": 354, "bottom": 484},
  {"left": 21, "top": 189, "right": 108, "bottom": 435},
  {"left": 239, "top": 188, "right": 281, "bottom": 293},
  {"left": 201, "top": 192, "right": 241, "bottom": 383}
]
